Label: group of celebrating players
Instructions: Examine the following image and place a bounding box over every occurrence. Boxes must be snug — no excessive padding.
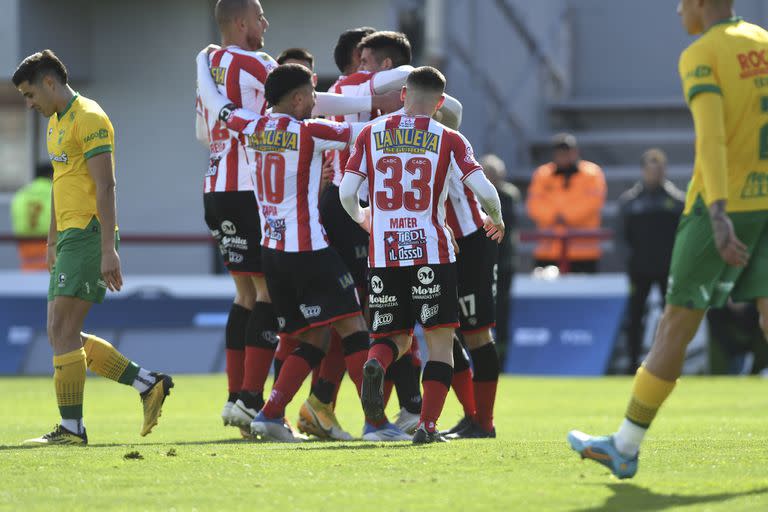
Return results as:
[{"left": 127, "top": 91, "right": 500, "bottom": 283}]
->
[{"left": 195, "top": 0, "right": 505, "bottom": 444}]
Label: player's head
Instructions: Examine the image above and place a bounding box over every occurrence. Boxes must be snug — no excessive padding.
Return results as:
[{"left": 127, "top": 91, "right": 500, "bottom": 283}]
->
[
  {"left": 334, "top": 26, "right": 376, "bottom": 74},
  {"left": 215, "top": 0, "right": 269, "bottom": 51},
  {"left": 641, "top": 148, "right": 668, "bottom": 188},
  {"left": 358, "top": 31, "right": 412, "bottom": 72},
  {"left": 265, "top": 64, "right": 315, "bottom": 120},
  {"left": 12, "top": 49, "right": 69, "bottom": 118},
  {"left": 480, "top": 154, "right": 507, "bottom": 187},
  {"left": 551, "top": 133, "right": 579, "bottom": 169},
  {"left": 677, "top": 0, "right": 735, "bottom": 35},
  {"left": 402, "top": 66, "right": 446, "bottom": 115},
  {"left": 277, "top": 48, "right": 317, "bottom": 87}
]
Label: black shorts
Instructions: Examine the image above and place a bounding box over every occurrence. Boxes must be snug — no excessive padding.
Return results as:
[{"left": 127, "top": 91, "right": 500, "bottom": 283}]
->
[
  {"left": 368, "top": 263, "right": 459, "bottom": 338},
  {"left": 263, "top": 246, "right": 361, "bottom": 335},
  {"left": 320, "top": 184, "right": 369, "bottom": 288},
  {"left": 204, "top": 191, "right": 262, "bottom": 274},
  {"left": 456, "top": 229, "right": 499, "bottom": 333}
]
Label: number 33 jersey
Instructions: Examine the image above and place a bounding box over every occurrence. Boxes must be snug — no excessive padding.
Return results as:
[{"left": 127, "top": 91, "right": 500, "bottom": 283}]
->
[
  {"left": 345, "top": 114, "right": 483, "bottom": 268},
  {"left": 229, "top": 113, "right": 352, "bottom": 252}
]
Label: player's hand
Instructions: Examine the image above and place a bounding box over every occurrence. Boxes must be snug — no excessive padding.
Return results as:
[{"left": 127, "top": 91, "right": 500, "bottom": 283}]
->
[
  {"left": 101, "top": 248, "right": 123, "bottom": 292},
  {"left": 321, "top": 154, "right": 334, "bottom": 185},
  {"left": 358, "top": 207, "right": 371, "bottom": 234},
  {"left": 445, "top": 223, "right": 460, "bottom": 255},
  {"left": 710, "top": 203, "right": 748, "bottom": 267},
  {"left": 371, "top": 90, "right": 404, "bottom": 114},
  {"left": 483, "top": 216, "right": 505, "bottom": 244},
  {"left": 202, "top": 44, "right": 220, "bottom": 55},
  {"left": 46, "top": 243, "right": 56, "bottom": 273}
]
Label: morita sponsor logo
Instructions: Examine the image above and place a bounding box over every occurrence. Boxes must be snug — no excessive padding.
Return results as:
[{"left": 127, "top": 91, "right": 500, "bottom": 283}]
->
[
  {"left": 369, "top": 294, "right": 398, "bottom": 307},
  {"left": 222, "top": 235, "right": 248, "bottom": 250},
  {"left": 412, "top": 284, "right": 441, "bottom": 299}
]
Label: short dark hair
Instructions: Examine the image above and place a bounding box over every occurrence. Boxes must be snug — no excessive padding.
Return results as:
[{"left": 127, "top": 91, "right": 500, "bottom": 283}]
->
[
  {"left": 215, "top": 0, "right": 252, "bottom": 30},
  {"left": 12, "top": 50, "right": 68, "bottom": 86},
  {"left": 333, "top": 27, "right": 376, "bottom": 73},
  {"left": 405, "top": 66, "right": 446, "bottom": 94},
  {"left": 358, "top": 31, "right": 412, "bottom": 68},
  {"left": 641, "top": 148, "right": 668, "bottom": 168},
  {"left": 265, "top": 64, "right": 314, "bottom": 106},
  {"left": 276, "top": 48, "right": 314, "bottom": 69},
  {"left": 551, "top": 133, "right": 578, "bottom": 151}
]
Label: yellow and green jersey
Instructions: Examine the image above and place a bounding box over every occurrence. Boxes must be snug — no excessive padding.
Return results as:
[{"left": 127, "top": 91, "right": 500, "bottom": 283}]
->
[
  {"left": 46, "top": 93, "right": 115, "bottom": 231},
  {"left": 679, "top": 17, "right": 768, "bottom": 213}
]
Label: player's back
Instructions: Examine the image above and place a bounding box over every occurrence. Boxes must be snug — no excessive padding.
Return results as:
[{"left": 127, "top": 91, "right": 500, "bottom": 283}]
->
[
  {"left": 202, "top": 47, "right": 277, "bottom": 193},
  {"left": 681, "top": 18, "right": 768, "bottom": 211},
  {"left": 247, "top": 114, "right": 350, "bottom": 252},
  {"left": 348, "top": 114, "right": 483, "bottom": 268}
]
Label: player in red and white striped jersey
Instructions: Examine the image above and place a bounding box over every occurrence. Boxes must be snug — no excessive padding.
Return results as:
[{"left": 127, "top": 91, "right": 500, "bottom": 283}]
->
[
  {"left": 340, "top": 67, "right": 504, "bottom": 443},
  {"left": 204, "top": 64, "right": 411, "bottom": 442},
  {"left": 442, "top": 170, "right": 502, "bottom": 439}
]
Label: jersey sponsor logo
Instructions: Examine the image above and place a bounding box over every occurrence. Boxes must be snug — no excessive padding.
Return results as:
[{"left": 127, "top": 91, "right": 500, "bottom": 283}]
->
[
  {"left": 417, "top": 266, "right": 435, "bottom": 285},
  {"left": 684, "top": 65, "right": 712, "bottom": 79},
  {"left": 372, "top": 310, "right": 394, "bottom": 330},
  {"left": 247, "top": 130, "right": 298, "bottom": 152},
  {"left": 265, "top": 217, "right": 286, "bottom": 240},
  {"left": 385, "top": 229, "right": 427, "bottom": 263},
  {"left": 49, "top": 152, "right": 69, "bottom": 164},
  {"left": 389, "top": 217, "right": 417, "bottom": 229},
  {"left": 83, "top": 128, "right": 109, "bottom": 144},
  {"left": 374, "top": 129, "right": 439, "bottom": 155},
  {"left": 57, "top": 129, "right": 66, "bottom": 145},
  {"left": 339, "top": 273, "right": 355, "bottom": 289},
  {"left": 299, "top": 304, "right": 322, "bottom": 318},
  {"left": 369, "top": 294, "right": 398, "bottom": 307},
  {"left": 57, "top": 273, "right": 67, "bottom": 288},
  {"left": 412, "top": 284, "right": 441, "bottom": 300},
  {"left": 370, "top": 275, "right": 384, "bottom": 294},
  {"left": 207, "top": 157, "right": 221, "bottom": 177},
  {"left": 738, "top": 50, "right": 768, "bottom": 78},
  {"left": 420, "top": 303, "right": 439, "bottom": 323},
  {"left": 262, "top": 330, "right": 279, "bottom": 345},
  {"left": 211, "top": 66, "right": 226, "bottom": 85},
  {"left": 463, "top": 145, "right": 476, "bottom": 165},
  {"left": 228, "top": 251, "right": 244, "bottom": 264},
  {"left": 222, "top": 235, "right": 248, "bottom": 251},
  {"left": 277, "top": 317, "right": 286, "bottom": 330},
  {"left": 740, "top": 171, "right": 768, "bottom": 199},
  {"left": 221, "top": 221, "right": 237, "bottom": 235}
]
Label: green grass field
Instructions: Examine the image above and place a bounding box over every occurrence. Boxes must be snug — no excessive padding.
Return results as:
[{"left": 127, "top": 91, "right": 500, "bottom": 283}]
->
[{"left": 1, "top": 375, "right": 767, "bottom": 511}]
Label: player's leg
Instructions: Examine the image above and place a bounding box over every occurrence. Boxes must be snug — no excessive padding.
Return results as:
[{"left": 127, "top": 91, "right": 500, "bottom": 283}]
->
[
  {"left": 413, "top": 327, "right": 454, "bottom": 444},
  {"left": 223, "top": 273, "right": 256, "bottom": 427},
  {"left": 442, "top": 334, "right": 476, "bottom": 435},
  {"left": 308, "top": 331, "right": 346, "bottom": 405},
  {"left": 389, "top": 344, "right": 423, "bottom": 434}
]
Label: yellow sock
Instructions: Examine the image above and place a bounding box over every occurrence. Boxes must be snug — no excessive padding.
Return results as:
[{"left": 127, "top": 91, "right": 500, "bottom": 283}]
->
[
  {"left": 53, "top": 348, "right": 87, "bottom": 422},
  {"left": 625, "top": 366, "right": 677, "bottom": 427},
  {"left": 82, "top": 333, "right": 139, "bottom": 385}
]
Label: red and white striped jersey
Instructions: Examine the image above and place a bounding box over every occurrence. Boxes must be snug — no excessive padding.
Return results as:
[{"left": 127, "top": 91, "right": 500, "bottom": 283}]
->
[
  {"left": 228, "top": 112, "right": 352, "bottom": 252},
  {"left": 345, "top": 114, "right": 483, "bottom": 268},
  {"left": 446, "top": 170, "right": 486, "bottom": 238},
  {"left": 200, "top": 46, "right": 277, "bottom": 194},
  {"left": 326, "top": 72, "right": 380, "bottom": 186}
]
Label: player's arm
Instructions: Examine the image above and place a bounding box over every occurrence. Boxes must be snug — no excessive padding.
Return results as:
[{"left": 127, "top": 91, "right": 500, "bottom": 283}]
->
[
  {"left": 86, "top": 152, "right": 122, "bottom": 292},
  {"left": 195, "top": 94, "right": 210, "bottom": 147},
  {"left": 313, "top": 92, "right": 399, "bottom": 117},
  {"left": 340, "top": 126, "right": 371, "bottom": 231},
  {"left": 436, "top": 93, "right": 463, "bottom": 129}
]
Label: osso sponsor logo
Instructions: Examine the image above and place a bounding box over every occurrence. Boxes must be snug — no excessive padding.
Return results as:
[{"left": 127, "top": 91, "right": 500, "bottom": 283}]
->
[
  {"left": 559, "top": 329, "right": 594, "bottom": 346},
  {"left": 513, "top": 328, "right": 551, "bottom": 347}
]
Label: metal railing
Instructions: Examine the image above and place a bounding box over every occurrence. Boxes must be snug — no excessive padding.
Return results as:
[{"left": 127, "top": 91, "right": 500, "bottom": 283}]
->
[{"left": 519, "top": 228, "right": 614, "bottom": 274}]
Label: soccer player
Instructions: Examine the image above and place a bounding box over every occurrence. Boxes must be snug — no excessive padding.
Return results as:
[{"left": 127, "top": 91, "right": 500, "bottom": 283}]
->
[
  {"left": 568, "top": 0, "right": 768, "bottom": 478},
  {"left": 340, "top": 67, "right": 505, "bottom": 443},
  {"left": 441, "top": 164, "right": 502, "bottom": 439},
  {"left": 200, "top": 63, "right": 412, "bottom": 442},
  {"left": 13, "top": 50, "right": 173, "bottom": 446}
]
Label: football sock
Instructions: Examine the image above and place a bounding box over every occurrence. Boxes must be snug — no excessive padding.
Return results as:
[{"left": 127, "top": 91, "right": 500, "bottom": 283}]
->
[
  {"left": 273, "top": 335, "right": 300, "bottom": 385},
  {"left": 312, "top": 332, "right": 347, "bottom": 403},
  {"left": 420, "top": 361, "right": 453, "bottom": 432},
  {"left": 391, "top": 354, "right": 423, "bottom": 414},
  {"left": 242, "top": 302, "right": 278, "bottom": 396},
  {"left": 261, "top": 343, "right": 325, "bottom": 419},
  {"left": 224, "top": 303, "right": 249, "bottom": 396},
  {"left": 53, "top": 348, "right": 86, "bottom": 434},
  {"left": 470, "top": 343, "right": 500, "bottom": 432},
  {"left": 452, "top": 336, "right": 477, "bottom": 420},
  {"left": 81, "top": 333, "right": 153, "bottom": 391},
  {"left": 367, "top": 338, "right": 399, "bottom": 372},
  {"left": 341, "top": 331, "right": 369, "bottom": 397},
  {"left": 615, "top": 365, "right": 676, "bottom": 457},
  {"left": 239, "top": 391, "right": 265, "bottom": 411}
]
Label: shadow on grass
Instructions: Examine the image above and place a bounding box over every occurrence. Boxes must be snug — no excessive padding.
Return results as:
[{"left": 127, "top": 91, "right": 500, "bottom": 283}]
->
[{"left": 576, "top": 483, "right": 768, "bottom": 512}]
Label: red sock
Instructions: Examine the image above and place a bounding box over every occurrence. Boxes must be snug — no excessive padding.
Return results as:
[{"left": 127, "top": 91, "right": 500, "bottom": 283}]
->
[
  {"left": 318, "top": 332, "right": 346, "bottom": 391},
  {"left": 421, "top": 380, "right": 451, "bottom": 432},
  {"left": 242, "top": 347, "right": 275, "bottom": 393},
  {"left": 225, "top": 349, "right": 245, "bottom": 395},
  {"left": 261, "top": 344, "right": 323, "bottom": 419},
  {"left": 451, "top": 368, "right": 477, "bottom": 420},
  {"left": 344, "top": 351, "right": 367, "bottom": 398},
  {"left": 367, "top": 343, "right": 396, "bottom": 372},
  {"left": 473, "top": 380, "right": 498, "bottom": 432}
]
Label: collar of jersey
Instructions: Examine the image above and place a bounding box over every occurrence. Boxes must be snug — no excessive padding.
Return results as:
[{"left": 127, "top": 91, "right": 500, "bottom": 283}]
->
[
  {"left": 57, "top": 93, "right": 79, "bottom": 120},
  {"left": 703, "top": 16, "right": 743, "bottom": 35},
  {"left": 269, "top": 112, "right": 297, "bottom": 121}
]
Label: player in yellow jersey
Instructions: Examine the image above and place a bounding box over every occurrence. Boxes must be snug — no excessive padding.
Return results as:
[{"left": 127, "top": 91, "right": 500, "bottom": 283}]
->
[
  {"left": 568, "top": 0, "right": 768, "bottom": 478},
  {"left": 12, "top": 50, "right": 174, "bottom": 446}
]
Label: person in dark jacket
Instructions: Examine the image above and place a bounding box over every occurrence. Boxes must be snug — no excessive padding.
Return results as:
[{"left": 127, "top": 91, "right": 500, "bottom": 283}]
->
[
  {"left": 480, "top": 154, "right": 520, "bottom": 358},
  {"left": 618, "top": 148, "right": 685, "bottom": 373}
]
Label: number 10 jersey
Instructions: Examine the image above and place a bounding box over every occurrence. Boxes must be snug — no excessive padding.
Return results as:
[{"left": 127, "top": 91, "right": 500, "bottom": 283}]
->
[{"left": 345, "top": 114, "right": 483, "bottom": 268}]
